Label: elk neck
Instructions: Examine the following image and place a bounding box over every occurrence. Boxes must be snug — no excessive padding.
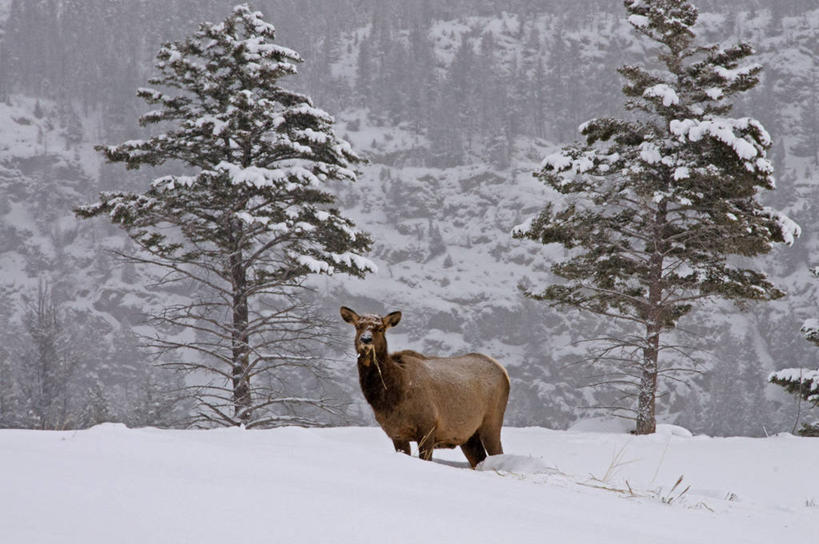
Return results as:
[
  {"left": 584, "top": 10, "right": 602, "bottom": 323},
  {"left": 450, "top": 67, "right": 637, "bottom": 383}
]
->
[{"left": 357, "top": 346, "right": 404, "bottom": 412}]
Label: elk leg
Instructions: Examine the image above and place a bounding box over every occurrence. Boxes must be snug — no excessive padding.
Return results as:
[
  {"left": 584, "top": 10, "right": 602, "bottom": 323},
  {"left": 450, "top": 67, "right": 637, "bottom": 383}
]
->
[
  {"left": 460, "top": 431, "right": 487, "bottom": 469},
  {"left": 393, "top": 439, "right": 411, "bottom": 456},
  {"left": 479, "top": 420, "right": 504, "bottom": 456}
]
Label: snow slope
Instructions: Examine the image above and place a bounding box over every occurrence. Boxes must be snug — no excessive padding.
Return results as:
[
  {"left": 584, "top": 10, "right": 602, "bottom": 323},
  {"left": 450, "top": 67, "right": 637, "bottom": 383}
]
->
[{"left": 1, "top": 424, "right": 815, "bottom": 543}]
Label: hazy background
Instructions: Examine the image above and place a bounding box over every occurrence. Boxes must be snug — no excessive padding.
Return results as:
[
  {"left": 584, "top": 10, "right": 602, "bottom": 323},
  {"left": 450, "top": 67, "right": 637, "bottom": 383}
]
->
[{"left": 1, "top": 0, "right": 818, "bottom": 434}]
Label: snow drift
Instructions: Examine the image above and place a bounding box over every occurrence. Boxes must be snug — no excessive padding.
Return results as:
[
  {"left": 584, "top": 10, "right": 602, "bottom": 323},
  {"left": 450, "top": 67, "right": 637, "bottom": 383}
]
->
[{"left": 1, "top": 424, "right": 815, "bottom": 543}]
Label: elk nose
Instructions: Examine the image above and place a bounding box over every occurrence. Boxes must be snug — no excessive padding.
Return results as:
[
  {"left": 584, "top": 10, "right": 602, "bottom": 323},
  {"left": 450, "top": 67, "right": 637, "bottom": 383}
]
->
[{"left": 360, "top": 333, "right": 373, "bottom": 345}]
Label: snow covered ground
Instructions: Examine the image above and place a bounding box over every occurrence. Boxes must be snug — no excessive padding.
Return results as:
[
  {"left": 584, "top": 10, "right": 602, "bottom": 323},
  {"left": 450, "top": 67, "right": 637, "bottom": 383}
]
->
[{"left": 1, "top": 424, "right": 816, "bottom": 543}]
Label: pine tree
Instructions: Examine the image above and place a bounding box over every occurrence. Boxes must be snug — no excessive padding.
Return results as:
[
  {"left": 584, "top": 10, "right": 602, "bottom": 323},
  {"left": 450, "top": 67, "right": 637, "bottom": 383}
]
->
[
  {"left": 770, "top": 267, "right": 819, "bottom": 436},
  {"left": 513, "top": 0, "right": 799, "bottom": 434},
  {"left": 0, "top": 353, "right": 18, "bottom": 428},
  {"left": 449, "top": 36, "right": 479, "bottom": 157},
  {"left": 545, "top": 25, "right": 584, "bottom": 140},
  {"left": 406, "top": 20, "right": 436, "bottom": 137},
  {"left": 788, "top": 30, "right": 819, "bottom": 166},
  {"left": 355, "top": 32, "right": 374, "bottom": 108},
  {"left": 0, "top": 289, "right": 21, "bottom": 428},
  {"left": 14, "top": 282, "right": 80, "bottom": 430},
  {"left": 76, "top": 5, "right": 374, "bottom": 428}
]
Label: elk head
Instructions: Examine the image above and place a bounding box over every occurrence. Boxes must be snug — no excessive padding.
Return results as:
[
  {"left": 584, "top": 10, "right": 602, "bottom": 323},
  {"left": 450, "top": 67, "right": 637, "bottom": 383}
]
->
[{"left": 340, "top": 307, "right": 401, "bottom": 366}]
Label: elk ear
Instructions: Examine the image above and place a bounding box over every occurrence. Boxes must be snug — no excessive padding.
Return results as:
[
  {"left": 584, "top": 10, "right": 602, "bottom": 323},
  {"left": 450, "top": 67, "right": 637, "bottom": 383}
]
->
[
  {"left": 340, "top": 306, "right": 359, "bottom": 324},
  {"left": 383, "top": 311, "right": 402, "bottom": 329}
]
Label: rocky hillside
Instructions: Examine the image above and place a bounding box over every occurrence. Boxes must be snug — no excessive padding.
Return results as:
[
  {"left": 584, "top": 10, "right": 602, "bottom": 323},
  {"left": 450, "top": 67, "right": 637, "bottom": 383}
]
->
[{"left": 1, "top": 0, "right": 818, "bottom": 433}]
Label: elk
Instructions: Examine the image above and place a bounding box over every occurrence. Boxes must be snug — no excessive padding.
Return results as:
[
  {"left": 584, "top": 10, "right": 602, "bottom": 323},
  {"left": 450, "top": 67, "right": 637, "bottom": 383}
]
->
[{"left": 340, "top": 306, "right": 510, "bottom": 468}]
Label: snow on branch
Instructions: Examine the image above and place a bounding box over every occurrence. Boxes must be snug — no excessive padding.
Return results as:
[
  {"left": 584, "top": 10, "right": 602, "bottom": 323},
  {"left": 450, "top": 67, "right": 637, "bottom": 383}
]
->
[
  {"left": 714, "top": 63, "right": 762, "bottom": 84},
  {"left": 330, "top": 252, "right": 378, "bottom": 274},
  {"left": 768, "top": 368, "right": 819, "bottom": 404},
  {"left": 761, "top": 207, "right": 801, "bottom": 246},
  {"left": 511, "top": 215, "right": 536, "bottom": 238},
  {"left": 628, "top": 14, "right": 649, "bottom": 29},
  {"left": 541, "top": 151, "right": 596, "bottom": 176},
  {"left": 296, "top": 255, "right": 333, "bottom": 274},
  {"left": 152, "top": 175, "right": 198, "bottom": 191},
  {"left": 669, "top": 117, "right": 773, "bottom": 176},
  {"left": 639, "top": 142, "right": 662, "bottom": 164},
  {"left": 802, "top": 318, "right": 819, "bottom": 344},
  {"left": 295, "top": 251, "right": 377, "bottom": 276},
  {"left": 216, "top": 161, "right": 324, "bottom": 189},
  {"left": 643, "top": 84, "right": 680, "bottom": 107}
]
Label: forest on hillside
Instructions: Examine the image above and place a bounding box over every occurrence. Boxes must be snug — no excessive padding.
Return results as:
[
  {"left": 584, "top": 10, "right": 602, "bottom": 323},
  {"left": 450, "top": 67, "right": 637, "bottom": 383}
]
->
[{"left": 1, "top": 0, "right": 818, "bottom": 435}]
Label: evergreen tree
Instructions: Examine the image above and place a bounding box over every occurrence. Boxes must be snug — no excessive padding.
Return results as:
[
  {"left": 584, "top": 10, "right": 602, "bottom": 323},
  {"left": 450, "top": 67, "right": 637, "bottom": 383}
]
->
[
  {"left": 770, "top": 266, "right": 819, "bottom": 436},
  {"left": 546, "top": 25, "right": 585, "bottom": 140},
  {"left": 514, "top": 0, "right": 799, "bottom": 434},
  {"left": 14, "top": 282, "right": 80, "bottom": 430},
  {"left": 0, "top": 353, "right": 18, "bottom": 428},
  {"left": 530, "top": 57, "right": 548, "bottom": 140},
  {"left": 696, "top": 323, "right": 771, "bottom": 437},
  {"left": 406, "top": 20, "right": 436, "bottom": 137},
  {"left": 0, "top": 287, "right": 21, "bottom": 427},
  {"left": 478, "top": 32, "right": 511, "bottom": 169},
  {"left": 76, "top": 5, "right": 374, "bottom": 428},
  {"left": 355, "top": 32, "right": 374, "bottom": 108},
  {"left": 788, "top": 30, "right": 819, "bottom": 166},
  {"left": 449, "top": 36, "right": 480, "bottom": 156}
]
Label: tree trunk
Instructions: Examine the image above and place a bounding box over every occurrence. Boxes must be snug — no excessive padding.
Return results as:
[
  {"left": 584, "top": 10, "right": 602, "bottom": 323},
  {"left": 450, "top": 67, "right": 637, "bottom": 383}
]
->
[
  {"left": 230, "top": 245, "right": 251, "bottom": 425},
  {"left": 636, "top": 327, "right": 659, "bottom": 434},
  {"left": 635, "top": 203, "right": 666, "bottom": 435}
]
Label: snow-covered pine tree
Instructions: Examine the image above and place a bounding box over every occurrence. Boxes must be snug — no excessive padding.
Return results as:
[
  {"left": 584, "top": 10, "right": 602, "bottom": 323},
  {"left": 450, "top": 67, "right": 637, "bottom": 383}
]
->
[
  {"left": 76, "top": 4, "right": 374, "bottom": 428},
  {"left": 513, "top": 0, "right": 800, "bottom": 434},
  {"left": 769, "top": 267, "right": 819, "bottom": 436}
]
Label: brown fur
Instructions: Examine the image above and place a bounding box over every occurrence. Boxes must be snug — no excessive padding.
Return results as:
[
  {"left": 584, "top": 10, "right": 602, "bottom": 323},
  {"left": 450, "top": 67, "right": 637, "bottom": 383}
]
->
[{"left": 340, "top": 307, "right": 510, "bottom": 468}]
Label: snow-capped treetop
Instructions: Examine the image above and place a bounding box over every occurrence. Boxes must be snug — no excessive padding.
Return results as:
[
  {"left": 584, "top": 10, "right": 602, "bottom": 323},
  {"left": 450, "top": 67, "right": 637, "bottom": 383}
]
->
[
  {"left": 625, "top": 0, "right": 697, "bottom": 52},
  {"left": 79, "top": 3, "right": 374, "bottom": 280},
  {"left": 102, "top": 3, "right": 361, "bottom": 189},
  {"left": 521, "top": 0, "right": 799, "bottom": 286}
]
